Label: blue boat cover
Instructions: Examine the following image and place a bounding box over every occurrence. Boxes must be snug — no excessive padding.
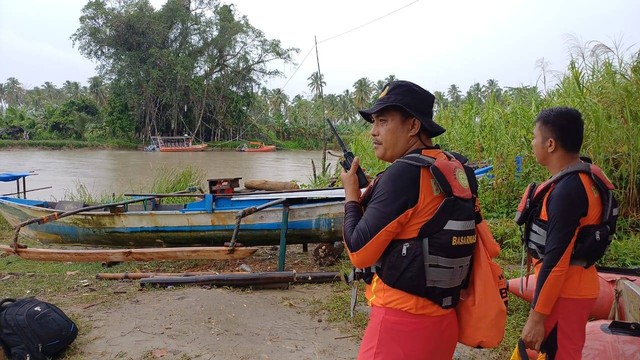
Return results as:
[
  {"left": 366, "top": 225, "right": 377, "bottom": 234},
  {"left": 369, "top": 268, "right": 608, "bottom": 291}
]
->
[{"left": 0, "top": 172, "right": 32, "bottom": 182}]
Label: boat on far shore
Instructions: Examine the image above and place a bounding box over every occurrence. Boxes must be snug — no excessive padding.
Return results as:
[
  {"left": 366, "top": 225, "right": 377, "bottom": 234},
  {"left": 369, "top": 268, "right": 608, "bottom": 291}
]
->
[
  {"left": 147, "top": 136, "right": 208, "bottom": 152},
  {"left": 236, "top": 141, "right": 276, "bottom": 152}
]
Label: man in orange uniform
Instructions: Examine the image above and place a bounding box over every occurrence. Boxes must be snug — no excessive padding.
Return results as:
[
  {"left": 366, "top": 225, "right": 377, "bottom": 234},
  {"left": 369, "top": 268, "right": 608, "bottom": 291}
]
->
[
  {"left": 519, "top": 107, "right": 607, "bottom": 359},
  {"left": 341, "top": 80, "right": 477, "bottom": 359}
]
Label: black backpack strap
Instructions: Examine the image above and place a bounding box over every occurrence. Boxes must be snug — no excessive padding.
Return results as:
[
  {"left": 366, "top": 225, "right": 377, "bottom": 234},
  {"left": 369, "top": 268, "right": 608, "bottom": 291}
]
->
[
  {"left": 396, "top": 152, "right": 479, "bottom": 198},
  {"left": 446, "top": 151, "right": 469, "bottom": 165},
  {"left": 395, "top": 153, "right": 436, "bottom": 167}
]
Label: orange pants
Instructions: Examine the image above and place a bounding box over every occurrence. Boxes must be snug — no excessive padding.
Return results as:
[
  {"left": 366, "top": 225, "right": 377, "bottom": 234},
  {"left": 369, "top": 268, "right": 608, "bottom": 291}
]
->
[
  {"left": 542, "top": 297, "right": 597, "bottom": 360},
  {"left": 357, "top": 306, "right": 458, "bottom": 360}
]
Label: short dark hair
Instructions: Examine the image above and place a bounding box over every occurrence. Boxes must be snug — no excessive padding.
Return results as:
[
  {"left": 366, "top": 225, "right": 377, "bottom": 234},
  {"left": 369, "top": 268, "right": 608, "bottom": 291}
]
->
[{"left": 535, "top": 107, "right": 584, "bottom": 154}]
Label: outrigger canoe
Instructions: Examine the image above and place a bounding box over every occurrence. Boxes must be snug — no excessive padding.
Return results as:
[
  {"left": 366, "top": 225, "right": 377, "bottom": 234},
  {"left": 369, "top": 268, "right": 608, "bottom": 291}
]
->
[
  {"left": 0, "top": 189, "right": 345, "bottom": 248},
  {"left": 0, "top": 165, "right": 494, "bottom": 250}
]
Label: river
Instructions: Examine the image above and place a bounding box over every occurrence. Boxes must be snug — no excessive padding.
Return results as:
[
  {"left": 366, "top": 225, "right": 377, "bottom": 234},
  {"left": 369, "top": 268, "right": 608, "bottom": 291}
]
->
[{"left": 0, "top": 149, "right": 331, "bottom": 200}]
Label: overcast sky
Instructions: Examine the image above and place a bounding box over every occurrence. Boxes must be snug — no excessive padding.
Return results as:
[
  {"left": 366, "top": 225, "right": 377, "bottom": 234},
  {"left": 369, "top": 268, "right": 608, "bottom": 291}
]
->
[{"left": 1, "top": 0, "right": 639, "bottom": 97}]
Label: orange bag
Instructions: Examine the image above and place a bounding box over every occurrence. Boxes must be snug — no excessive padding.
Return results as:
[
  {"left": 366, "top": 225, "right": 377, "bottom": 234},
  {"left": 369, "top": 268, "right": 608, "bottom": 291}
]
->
[{"left": 456, "top": 219, "right": 508, "bottom": 348}]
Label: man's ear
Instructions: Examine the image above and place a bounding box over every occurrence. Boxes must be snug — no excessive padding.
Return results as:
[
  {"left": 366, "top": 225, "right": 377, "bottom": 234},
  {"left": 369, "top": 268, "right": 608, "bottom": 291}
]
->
[
  {"left": 409, "top": 118, "right": 421, "bottom": 136},
  {"left": 547, "top": 137, "right": 556, "bottom": 153}
]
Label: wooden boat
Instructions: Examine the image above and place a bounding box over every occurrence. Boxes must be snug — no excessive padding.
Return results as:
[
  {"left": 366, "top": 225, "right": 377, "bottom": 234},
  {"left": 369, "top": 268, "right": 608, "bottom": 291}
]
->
[
  {"left": 507, "top": 267, "right": 640, "bottom": 321},
  {"left": 236, "top": 141, "right": 276, "bottom": 152},
  {"left": 149, "top": 136, "right": 208, "bottom": 152},
  {"left": 1, "top": 166, "right": 493, "bottom": 251},
  {"left": 0, "top": 188, "right": 345, "bottom": 248}
]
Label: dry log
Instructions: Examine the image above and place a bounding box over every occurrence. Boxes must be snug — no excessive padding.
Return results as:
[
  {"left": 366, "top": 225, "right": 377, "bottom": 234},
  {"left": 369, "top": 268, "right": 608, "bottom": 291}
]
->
[
  {"left": 96, "top": 272, "right": 223, "bottom": 280},
  {"left": 244, "top": 179, "right": 299, "bottom": 191},
  {"left": 140, "top": 271, "right": 341, "bottom": 287},
  {"left": 0, "top": 245, "right": 257, "bottom": 262}
]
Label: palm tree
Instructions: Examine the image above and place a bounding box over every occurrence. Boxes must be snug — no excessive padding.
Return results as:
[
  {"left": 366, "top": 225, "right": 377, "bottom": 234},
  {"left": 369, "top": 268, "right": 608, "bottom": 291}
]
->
[
  {"left": 482, "top": 79, "right": 502, "bottom": 103},
  {"left": 466, "top": 82, "right": 483, "bottom": 105},
  {"left": 353, "top": 77, "right": 374, "bottom": 110},
  {"left": 447, "top": 84, "right": 462, "bottom": 106},
  {"left": 0, "top": 83, "right": 6, "bottom": 113},
  {"left": 26, "top": 86, "right": 44, "bottom": 109},
  {"left": 433, "top": 91, "right": 448, "bottom": 111},
  {"left": 4, "top": 77, "right": 25, "bottom": 108},
  {"left": 337, "top": 90, "right": 355, "bottom": 123},
  {"left": 266, "top": 88, "right": 289, "bottom": 117},
  {"left": 88, "top": 76, "right": 107, "bottom": 107},
  {"left": 384, "top": 74, "right": 397, "bottom": 84},
  {"left": 41, "top": 82, "right": 60, "bottom": 104},
  {"left": 62, "top": 80, "right": 81, "bottom": 100},
  {"left": 307, "top": 71, "right": 326, "bottom": 99}
]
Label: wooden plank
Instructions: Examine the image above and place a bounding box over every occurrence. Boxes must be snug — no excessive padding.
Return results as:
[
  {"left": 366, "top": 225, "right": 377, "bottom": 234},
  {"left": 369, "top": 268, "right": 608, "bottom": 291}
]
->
[
  {"left": 618, "top": 279, "right": 640, "bottom": 322},
  {"left": 0, "top": 245, "right": 257, "bottom": 262}
]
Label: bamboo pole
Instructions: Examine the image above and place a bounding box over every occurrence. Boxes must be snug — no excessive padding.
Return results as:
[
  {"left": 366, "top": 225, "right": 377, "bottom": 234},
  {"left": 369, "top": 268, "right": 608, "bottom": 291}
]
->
[{"left": 0, "top": 246, "right": 257, "bottom": 262}]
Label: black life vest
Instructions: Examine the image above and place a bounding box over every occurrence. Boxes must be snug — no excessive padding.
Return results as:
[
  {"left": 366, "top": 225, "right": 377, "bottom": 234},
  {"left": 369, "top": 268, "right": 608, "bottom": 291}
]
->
[
  {"left": 374, "top": 151, "right": 479, "bottom": 309},
  {"left": 514, "top": 161, "right": 619, "bottom": 268}
]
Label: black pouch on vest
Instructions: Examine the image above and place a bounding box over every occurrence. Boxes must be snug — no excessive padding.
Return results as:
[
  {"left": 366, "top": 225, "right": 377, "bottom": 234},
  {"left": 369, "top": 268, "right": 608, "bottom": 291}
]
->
[
  {"left": 376, "top": 239, "right": 427, "bottom": 298},
  {"left": 572, "top": 224, "right": 611, "bottom": 268}
]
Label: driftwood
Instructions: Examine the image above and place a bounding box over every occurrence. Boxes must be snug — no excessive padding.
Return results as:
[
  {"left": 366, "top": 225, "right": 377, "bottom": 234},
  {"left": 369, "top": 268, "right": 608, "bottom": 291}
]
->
[
  {"left": 140, "top": 271, "right": 341, "bottom": 287},
  {"left": 0, "top": 245, "right": 257, "bottom": 262},
  {"left": 244, "top": 179, "right": 299, "bottom": 191}
]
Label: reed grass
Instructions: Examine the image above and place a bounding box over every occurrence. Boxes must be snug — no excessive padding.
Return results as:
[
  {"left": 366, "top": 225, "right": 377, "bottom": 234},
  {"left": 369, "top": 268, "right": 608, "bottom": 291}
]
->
[
  {"left": 149, "top": 165, "right": 205, "bottom": 194},
  {"left": 57, "top": 166, "right": 206, "bottom": 205},
  {"left": 349, "top": 40, "right": 639, "bottom": 259}
]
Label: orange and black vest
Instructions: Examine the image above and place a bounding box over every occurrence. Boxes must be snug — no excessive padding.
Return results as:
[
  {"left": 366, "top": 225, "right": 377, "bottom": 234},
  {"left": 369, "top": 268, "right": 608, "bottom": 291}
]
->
[
  {"left": 373, "top": 152, "right": 479, "bottom": 309},
  {"left": 514, "top": 161, "right": 618, "bottom": 268}
]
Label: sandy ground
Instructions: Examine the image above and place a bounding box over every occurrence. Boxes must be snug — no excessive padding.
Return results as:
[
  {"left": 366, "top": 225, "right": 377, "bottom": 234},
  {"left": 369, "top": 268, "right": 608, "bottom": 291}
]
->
[
  {"left": 68, "top": 284, "right": 488, "bottom": 360},
  {"left": 2, "top": 245, "right": 490, "bottom": 359},
  {"left": 76, "top": 284, "right": 360, "bottom": 360}
]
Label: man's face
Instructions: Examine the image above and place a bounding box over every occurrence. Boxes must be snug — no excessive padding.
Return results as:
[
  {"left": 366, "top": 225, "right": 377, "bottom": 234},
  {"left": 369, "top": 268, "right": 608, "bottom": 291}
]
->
[
  {"left": 531, "top": 123, "right": 550, "bottom": 166},
  {"left": 370, "top": 108, "right": 416, "bottom": 163}
]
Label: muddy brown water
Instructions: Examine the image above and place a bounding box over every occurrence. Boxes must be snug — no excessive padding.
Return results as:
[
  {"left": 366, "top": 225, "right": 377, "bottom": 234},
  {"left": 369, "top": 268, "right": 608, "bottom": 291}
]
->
[{"left": 0, "top": 149, "right": 331, "bottom": 200}]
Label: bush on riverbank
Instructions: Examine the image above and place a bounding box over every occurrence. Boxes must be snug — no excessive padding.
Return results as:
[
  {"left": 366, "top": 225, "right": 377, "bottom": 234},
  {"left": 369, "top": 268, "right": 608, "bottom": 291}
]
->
[{"left": 0, "top": 139, "right": 139, "bottom": 150}]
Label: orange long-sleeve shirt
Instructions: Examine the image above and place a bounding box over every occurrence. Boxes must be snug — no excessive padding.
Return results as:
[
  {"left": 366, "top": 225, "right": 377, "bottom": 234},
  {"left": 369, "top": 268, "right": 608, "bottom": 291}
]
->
[
  {"left": 532, "top": 172, "right": 601, "bottom": 315},
  {"left": 343, "top": 148, "right": 451, "bottom": 316}
]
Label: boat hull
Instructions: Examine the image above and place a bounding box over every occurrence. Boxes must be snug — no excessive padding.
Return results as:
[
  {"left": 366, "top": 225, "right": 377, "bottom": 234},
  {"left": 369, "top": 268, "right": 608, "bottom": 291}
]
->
[
  {"left": 241, "top": 145, "right": 276, "bottom": 152},
  {"left": 159, "top": 144, "right": 208, "bottom": 152},
  {"left": 0, "top": 195, "right": 344, "bottom": 247}
]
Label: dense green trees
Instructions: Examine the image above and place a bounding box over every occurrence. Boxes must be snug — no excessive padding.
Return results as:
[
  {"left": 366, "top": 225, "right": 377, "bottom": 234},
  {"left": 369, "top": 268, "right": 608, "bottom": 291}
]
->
[{"left": 69, "top": 0, "right": 298, "bottom": 142}]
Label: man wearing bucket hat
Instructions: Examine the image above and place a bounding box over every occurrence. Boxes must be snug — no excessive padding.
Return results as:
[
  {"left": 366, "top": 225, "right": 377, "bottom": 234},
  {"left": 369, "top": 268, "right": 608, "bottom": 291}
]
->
[{"left": 341, "top": 80, "right": 478, "bottom": 359}]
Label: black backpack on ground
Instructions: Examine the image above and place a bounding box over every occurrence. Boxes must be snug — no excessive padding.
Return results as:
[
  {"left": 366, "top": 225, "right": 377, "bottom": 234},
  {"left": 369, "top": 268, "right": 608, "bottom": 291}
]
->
[{"left": 0, "top": 298, "right": 78, "bottom": 360}]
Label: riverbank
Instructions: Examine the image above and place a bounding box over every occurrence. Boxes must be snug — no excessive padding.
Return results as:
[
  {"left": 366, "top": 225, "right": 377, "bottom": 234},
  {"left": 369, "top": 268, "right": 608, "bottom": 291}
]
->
[
  {"left": 0, "top": 216, "right": 516, "bottom": 359},
  {"left": 0, "top": 139, "right": 331, "bottom": 151}
]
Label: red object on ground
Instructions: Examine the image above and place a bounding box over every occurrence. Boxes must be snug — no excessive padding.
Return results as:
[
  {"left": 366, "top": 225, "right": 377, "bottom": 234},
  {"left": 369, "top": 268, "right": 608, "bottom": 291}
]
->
[{"left": 507, "top": 272, "right": 640, "bottom": 320}]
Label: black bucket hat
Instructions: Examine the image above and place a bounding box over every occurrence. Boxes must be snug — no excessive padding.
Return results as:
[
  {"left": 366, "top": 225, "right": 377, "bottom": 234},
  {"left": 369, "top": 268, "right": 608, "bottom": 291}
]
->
[{"left": 358, "top": 80, "right": 446, "bottom": 137}]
